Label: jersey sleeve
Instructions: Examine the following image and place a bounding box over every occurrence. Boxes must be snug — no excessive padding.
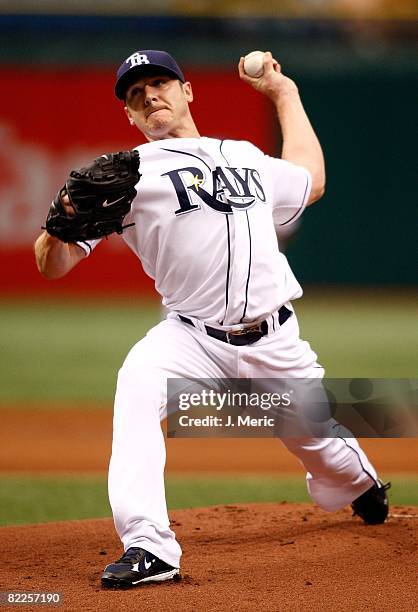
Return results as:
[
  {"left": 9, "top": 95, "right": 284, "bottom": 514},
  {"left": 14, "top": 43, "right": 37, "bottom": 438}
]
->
[
  {"left": 264, "top": 156, "right": 312, "bottom": 226},
  {"left": 76, "top": 238, "right": 102, "bottom": 256}
]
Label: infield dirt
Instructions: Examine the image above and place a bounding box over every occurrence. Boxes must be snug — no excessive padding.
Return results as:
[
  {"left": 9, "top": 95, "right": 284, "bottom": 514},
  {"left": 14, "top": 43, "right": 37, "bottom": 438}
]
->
[
  {"left": 1, "top": 503, "right": 417, "bottom": 612},
  {"left": 1, "top": 407, "right": 418, "bottom": 473}
]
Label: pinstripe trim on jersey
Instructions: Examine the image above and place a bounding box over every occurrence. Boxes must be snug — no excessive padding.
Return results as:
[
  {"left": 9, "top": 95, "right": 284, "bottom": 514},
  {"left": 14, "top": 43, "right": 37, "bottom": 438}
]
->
[
  {"left": 219, "top": 140, "right": 232, "bottom": 323},
  {"left": 76, "top": 240, "right": 92, "bottom": 255},
  {"left": 279, "top": 172, "right": 310, "bottom": 226},
  {"left": 219, "top": 140, "right": 254, "bottom": 324},
  {"left": 221, "top": 213, "right": 232, "bottom": 326},
  {"left": 219, "top": 139, "right": 228, "bottom": 164},
  {"left": 220, "top": 139, "right": 243, "bottom": 197},
  {"left": 338, "top": 437, "right": 378, "bottom": 486},
  {"left": 160, "top": 147, "right": 212, "bottom": 172},
  {"left": 271, "top": 314, "right": 276, "bottom": 332},
  {"left": 240, "top": 210, "right": 252, "bottom": 323}
]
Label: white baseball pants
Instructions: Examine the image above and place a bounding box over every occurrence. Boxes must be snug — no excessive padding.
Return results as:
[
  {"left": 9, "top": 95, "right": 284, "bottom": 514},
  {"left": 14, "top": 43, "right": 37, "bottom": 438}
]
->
[{"left": 108, "top": 310, "right": 378, "bottom": 568}]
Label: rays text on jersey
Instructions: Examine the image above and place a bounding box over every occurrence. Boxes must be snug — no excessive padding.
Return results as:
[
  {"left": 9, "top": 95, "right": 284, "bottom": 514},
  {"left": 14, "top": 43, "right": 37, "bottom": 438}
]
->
[{"left": 162, "top": 165, "right": 266, "bottom": 215}]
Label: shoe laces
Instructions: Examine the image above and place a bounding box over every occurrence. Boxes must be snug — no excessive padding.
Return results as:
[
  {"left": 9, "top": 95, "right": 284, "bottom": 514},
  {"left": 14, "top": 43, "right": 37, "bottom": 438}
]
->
[
  {"left": 378, "top": 480, "right": 392, "bottom": 494},
  {"left": 117, "top": 547, "right": 144, "bottom": 564}
]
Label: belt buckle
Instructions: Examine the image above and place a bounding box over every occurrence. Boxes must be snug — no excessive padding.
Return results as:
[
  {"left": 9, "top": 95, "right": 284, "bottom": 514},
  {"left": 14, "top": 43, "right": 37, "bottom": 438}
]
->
[
  {"left": 226, "top": 325, "right": 261, "bottom": 343},
  {"left": 228, "top": 324, "right": 261, "bottom": 338}
]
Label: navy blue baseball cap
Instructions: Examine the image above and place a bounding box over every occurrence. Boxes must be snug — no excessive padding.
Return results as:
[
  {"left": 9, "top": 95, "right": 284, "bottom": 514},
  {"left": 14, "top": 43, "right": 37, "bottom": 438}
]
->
[{"left": 115, "top": 50, "right": 185, "bottom": 100}]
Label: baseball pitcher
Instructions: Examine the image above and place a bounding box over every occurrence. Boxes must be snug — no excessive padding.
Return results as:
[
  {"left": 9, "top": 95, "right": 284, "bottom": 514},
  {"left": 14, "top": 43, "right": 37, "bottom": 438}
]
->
[{"left": 34, "top": 49, "right": 390, "bottom": 589}]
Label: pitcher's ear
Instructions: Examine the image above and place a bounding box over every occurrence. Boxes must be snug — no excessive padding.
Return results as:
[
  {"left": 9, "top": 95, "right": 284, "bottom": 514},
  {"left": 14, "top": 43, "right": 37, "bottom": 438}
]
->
[
  {"left": 183, "top": 81, "right": 194, "bottom": 103},
  {"left": 124, "top": 106, "right": 136, "bottom": 126}
]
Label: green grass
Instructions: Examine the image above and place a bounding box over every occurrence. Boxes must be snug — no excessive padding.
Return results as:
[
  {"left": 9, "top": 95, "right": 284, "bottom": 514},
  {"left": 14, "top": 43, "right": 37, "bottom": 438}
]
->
[
  {"left": 0, "top": 291, "right": 416, "bottom": 404},
  {"left": 0, "top": 474, "right": 416, "bottom": 527},
  {"left": 0, "top": 300, "right": 160, "bottom": 403},
  {"left": 295, "top": 289, "right": 418, "bottom": 378}
]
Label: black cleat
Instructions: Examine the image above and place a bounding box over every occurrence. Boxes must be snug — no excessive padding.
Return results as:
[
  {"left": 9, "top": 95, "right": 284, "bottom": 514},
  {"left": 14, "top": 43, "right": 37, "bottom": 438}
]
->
[
  {"left": 101, "top": 547, "right": 180, "bottom": 589},
  {"left": 351, "top": 480, "right": 391, "bottom": 525}
]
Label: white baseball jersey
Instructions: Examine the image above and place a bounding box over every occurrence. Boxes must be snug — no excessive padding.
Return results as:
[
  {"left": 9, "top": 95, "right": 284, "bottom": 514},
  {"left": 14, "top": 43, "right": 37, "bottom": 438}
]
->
[{"left": 80, "top": 137, "right": 311, "bottom": 325}]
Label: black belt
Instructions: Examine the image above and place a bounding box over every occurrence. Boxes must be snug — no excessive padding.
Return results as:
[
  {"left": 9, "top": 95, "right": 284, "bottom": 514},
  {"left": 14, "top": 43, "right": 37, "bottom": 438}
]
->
[{"left": 179, "top": 305, "right": 292, "bottom": 346}]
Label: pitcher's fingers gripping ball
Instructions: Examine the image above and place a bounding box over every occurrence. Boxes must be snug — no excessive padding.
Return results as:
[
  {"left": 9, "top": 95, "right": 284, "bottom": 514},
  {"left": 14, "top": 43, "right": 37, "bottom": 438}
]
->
[
  {"left": 243, "top": 51, "right": 265, "bottom": 78},
  {"left": 44, "top": 151, "right": 141, "bottom": 244},
  {"left": 238, "top": 51, "right": 295, "bottom": 100}
]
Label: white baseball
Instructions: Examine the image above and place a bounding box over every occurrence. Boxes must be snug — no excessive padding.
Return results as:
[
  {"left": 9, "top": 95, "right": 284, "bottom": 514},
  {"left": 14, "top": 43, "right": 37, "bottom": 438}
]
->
[{"left": 243, "top": 51, "right": 265, "bottom": 78}]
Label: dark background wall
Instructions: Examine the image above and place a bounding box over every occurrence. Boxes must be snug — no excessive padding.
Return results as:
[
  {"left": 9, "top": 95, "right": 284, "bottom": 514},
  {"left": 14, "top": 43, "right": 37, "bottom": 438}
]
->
[{"left": 284, "top": 72, "right": 416, "bottom": 284}]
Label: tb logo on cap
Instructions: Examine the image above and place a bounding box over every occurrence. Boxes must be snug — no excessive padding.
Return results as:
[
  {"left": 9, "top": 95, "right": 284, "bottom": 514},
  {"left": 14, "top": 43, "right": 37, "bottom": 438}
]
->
[{"left": 126, "top": 53, "right": 150, "bottom": 68}]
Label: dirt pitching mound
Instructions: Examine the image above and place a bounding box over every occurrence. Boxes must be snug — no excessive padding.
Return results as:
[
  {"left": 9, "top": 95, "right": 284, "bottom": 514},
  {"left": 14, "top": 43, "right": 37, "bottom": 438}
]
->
[{"left": 1, "top": 503, "right": 417, "bottom": 612}]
